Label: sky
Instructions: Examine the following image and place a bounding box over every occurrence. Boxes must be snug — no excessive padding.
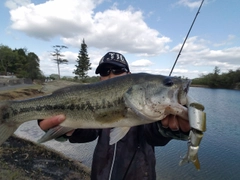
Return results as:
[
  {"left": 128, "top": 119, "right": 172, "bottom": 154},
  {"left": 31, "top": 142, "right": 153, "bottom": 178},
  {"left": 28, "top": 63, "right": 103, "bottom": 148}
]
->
[{"left": 0, "top": 0, "right": 239, "bottom": 79}]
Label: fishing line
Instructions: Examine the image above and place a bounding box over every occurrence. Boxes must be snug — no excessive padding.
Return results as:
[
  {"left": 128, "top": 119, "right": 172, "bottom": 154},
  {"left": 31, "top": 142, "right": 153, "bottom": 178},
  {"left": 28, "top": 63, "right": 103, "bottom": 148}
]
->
[
  {"left": 169, "top": 0, "right": 205, "bottom": 76},
  {"left": 167, "top": 0, "right": 205, "bottom": 161}
]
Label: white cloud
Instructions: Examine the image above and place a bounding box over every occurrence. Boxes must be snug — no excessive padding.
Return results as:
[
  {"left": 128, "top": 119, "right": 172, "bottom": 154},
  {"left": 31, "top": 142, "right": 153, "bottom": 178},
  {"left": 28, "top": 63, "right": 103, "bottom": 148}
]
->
[
  {"left": 206, "top": 47, "right": 240, "bottom": 64},
  {"left": 5, "top": 0, "right": 31, "bottom": 9},
  {"left": 63, "top": 51, "right": 78, "bottom": 64},
  {"left": 213, "top": 34, "right": 236, "bottom": 47},
  {"left": 170, "top": 36, "right": 240, "bottom": 76},
  {"left": 63, "top": 8, "right": 171, "bottom": 55},
  {"left": 131, "top": 59, "right": 154, "bottom": 67},
  {"left": 9, "top": 0, "right": 96, "bottom": 40},
  {"left": 176, "top": 0, "right": 203, "bottom": 9},
  {"left": 8, "top": 0, "right": 171, "bottom": 55}
]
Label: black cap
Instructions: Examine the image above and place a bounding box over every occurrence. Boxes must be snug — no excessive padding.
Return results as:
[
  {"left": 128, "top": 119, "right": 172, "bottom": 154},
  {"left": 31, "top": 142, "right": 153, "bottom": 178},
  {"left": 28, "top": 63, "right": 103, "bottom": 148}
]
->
[{"left": 95, "top": 52, "right": 129, "bottom": 74}]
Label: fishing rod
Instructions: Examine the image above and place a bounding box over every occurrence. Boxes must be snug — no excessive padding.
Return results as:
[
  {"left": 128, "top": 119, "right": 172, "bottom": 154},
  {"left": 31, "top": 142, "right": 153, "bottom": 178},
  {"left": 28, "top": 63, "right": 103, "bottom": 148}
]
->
[{"left": 169, "top": 0, "right": 205, "bottom": 76}]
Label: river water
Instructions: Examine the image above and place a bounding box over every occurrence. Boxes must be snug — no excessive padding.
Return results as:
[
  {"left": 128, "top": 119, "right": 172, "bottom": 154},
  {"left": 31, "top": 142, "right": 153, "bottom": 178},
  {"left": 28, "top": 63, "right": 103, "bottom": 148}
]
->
[{"left": 14, "top": 87, "right": 240, "bottom": 180}]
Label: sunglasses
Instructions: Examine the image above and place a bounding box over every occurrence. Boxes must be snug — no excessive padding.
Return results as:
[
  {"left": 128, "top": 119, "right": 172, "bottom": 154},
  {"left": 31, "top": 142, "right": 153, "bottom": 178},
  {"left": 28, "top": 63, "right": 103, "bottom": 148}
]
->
[{"left": 99, "top": 67, "right": 128, "bottom": 77}]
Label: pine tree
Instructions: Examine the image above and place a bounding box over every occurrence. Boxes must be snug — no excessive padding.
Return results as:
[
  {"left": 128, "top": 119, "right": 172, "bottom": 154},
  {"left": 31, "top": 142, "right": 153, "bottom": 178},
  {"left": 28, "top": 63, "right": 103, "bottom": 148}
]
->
[{"left": 73, "top": 39, "right": 91, "bottom": 80}]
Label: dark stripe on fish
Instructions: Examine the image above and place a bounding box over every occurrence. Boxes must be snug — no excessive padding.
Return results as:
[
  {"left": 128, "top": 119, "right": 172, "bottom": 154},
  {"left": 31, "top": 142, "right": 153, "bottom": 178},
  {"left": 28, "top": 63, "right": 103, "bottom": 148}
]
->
[{"left": 9, "top": 97, "right": 123, "bottom": 116}]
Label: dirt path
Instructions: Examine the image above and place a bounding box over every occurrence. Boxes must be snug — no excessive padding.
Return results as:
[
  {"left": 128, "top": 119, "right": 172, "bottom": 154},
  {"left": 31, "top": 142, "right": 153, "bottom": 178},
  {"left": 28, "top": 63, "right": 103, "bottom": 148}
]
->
[{"left": 0, "top": 80, "right": 91, "bottom": 180}]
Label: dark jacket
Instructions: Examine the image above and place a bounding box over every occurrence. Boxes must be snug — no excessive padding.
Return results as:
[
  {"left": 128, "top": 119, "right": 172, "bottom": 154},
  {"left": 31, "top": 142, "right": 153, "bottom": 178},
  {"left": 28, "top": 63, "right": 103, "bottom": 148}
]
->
[{"left": 69, "top": 122, "right": 188, "bottom": 180}]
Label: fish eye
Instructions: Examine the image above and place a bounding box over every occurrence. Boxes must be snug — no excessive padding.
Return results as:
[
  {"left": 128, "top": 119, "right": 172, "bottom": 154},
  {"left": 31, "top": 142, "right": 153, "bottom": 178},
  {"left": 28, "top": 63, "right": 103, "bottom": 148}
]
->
[{"left": 163, "top": 77, "right": 173, "bottom": 87}]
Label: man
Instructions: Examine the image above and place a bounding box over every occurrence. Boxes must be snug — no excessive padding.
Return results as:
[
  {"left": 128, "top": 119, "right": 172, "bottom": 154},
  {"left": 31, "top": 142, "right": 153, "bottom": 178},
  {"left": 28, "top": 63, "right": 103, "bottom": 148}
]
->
[{"left": 39, "top": 52, "right": 190, "bottom": 180}]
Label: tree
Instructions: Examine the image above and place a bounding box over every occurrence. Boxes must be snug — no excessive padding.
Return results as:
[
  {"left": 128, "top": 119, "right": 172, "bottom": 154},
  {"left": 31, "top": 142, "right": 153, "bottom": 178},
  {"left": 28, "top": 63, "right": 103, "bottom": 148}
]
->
[
  {"left": 26, "top": 52, "right": 44, "bottom": 80},
  {"left": 192, "top": 67, "right": 240, "bottom": 89},
  {"left": 13, "top": 48, "right": 29, "bottom": 77},
  {"left": 213, "top": 66, "right": 220, "bottom": 75},
  {"left": 73, "top": 39, "right": 91, "bottom": 80},
  {"left": 52, "top": 45, "right": 68, "bottom": 79},
  {"left": 0, "top": 45, "right": 18, "bottom": 75},
  {"left": 0, "top": 44, "right": 43, "bottom": 80}
]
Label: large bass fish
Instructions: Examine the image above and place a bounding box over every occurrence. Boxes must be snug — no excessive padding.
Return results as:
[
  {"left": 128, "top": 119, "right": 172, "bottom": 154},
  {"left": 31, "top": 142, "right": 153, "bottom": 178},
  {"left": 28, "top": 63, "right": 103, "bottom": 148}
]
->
[{"left": 0, "top": 73, "right": 206, "bottom": 169}]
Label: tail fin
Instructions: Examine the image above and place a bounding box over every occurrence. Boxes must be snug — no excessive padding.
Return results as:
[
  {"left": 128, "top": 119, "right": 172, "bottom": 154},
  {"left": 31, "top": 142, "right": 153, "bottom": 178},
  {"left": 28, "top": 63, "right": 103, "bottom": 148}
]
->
[
  {"left": 0, "top": 101, "right": 18, "bottom": 145},
  {"left": 0, "top": 123, "right": 18, "bottom": 145}
]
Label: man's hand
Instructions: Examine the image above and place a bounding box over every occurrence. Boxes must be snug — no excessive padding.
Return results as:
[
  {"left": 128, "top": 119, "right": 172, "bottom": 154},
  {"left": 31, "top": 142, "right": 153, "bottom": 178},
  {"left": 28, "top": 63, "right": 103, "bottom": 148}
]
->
[
  {"left": 39, "top": 115, "right": 65, "bottom": 131},
  {"left": 39, "top": 115, "right": 74, "bottom": 136},
  {"left": 161, "top": 115, "right": 190, "bottom": 132}
]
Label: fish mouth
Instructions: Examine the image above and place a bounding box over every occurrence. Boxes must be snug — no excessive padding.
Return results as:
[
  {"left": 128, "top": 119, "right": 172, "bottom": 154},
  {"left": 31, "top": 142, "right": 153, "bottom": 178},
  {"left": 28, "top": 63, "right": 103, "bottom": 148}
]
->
[
  {"left": 163, "top": 78, "right": 191, "bottom": 121},
  {"left": 178, "top": 79, "right": 191, "bottom": 106},
  {"left": 167, "top": 78, "right": 191, "bottom": 121}
]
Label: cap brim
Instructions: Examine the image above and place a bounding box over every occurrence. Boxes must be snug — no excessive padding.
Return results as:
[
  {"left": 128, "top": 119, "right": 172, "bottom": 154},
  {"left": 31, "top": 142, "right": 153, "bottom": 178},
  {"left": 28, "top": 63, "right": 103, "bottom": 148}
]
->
[{"left": 95, "top": 61, "right": 127, "bottom": 74}]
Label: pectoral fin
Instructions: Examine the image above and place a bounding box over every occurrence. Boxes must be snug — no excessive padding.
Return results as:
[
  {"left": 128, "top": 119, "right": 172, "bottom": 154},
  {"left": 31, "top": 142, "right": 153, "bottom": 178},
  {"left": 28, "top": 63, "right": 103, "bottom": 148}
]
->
[
  {"left": 37, "top": 126, "right": 74, "bottom": 143},
  {"left": 109, "top": 127, "right": 130, "bottom": 145}
]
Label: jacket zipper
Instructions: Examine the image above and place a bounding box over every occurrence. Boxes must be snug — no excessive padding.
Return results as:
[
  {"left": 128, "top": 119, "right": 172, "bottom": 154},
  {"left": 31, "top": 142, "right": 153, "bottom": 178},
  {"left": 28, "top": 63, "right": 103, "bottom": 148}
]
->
[{"left": 108, "top": 142, "right": 117, "bottom": 180}]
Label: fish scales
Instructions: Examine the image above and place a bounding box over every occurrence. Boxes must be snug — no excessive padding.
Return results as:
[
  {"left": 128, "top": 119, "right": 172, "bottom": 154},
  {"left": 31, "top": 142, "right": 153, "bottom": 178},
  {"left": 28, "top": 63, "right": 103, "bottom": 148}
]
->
[
  {"left": 0, "top": 73, "right": 190, "bottom": 145},
  {"left": 1, "top": 74, "right": 144, "bottom": 124}
]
